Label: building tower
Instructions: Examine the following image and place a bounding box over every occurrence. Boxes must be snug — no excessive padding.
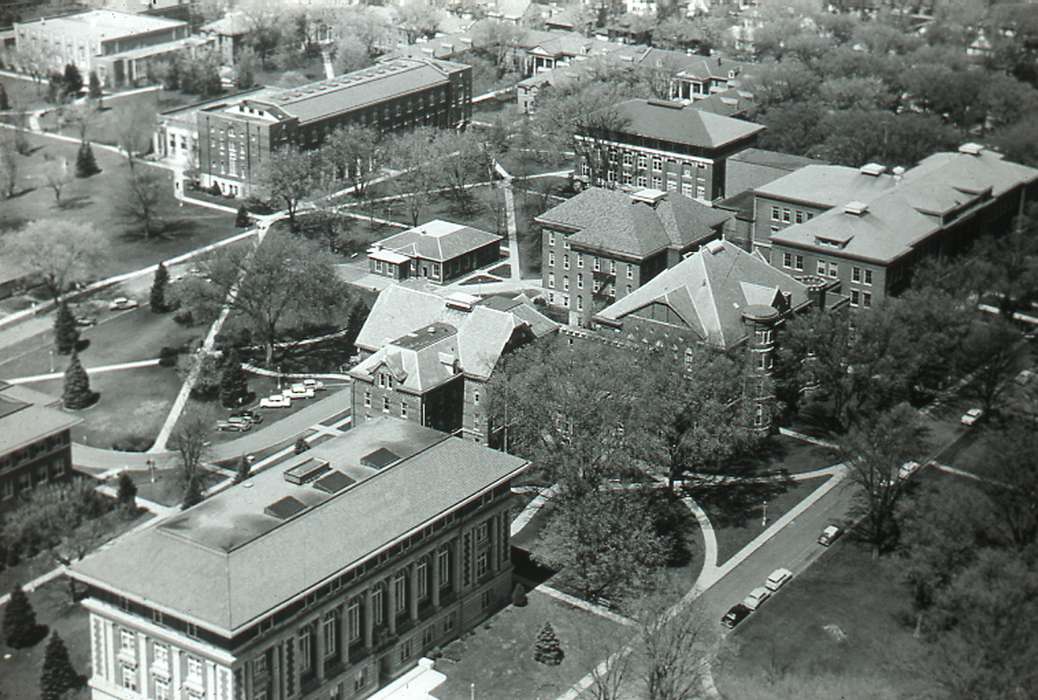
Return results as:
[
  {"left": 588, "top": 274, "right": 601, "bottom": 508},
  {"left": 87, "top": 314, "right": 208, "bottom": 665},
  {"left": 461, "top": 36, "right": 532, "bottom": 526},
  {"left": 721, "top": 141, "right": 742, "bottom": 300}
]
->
[{"left": 741, "top": 304, "right": 780, "bottom": 435}]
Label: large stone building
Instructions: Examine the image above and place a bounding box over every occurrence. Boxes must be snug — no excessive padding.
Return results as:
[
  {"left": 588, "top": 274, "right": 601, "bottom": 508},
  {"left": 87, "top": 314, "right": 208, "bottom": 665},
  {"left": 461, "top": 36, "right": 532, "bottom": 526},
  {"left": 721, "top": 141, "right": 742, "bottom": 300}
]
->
[
  {"left": 196, "top": 57, "right": 472, "bottom": 198},
  {"left": 538, "top": 187, "right": 731, "bottom": 326},
  {"left": 0, "top": 380, "right": 81, "bottom": 510},
  {"left": 70, "top": 417, "right": 527, "bottom": 700},
  {"left": 350, "top": 287, "right": 557, "bottom": 444}
]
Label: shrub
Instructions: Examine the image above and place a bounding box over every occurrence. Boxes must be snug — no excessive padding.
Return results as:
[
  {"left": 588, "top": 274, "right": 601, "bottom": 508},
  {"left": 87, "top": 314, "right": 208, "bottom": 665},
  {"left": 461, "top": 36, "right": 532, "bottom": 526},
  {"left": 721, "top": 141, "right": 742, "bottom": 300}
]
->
[
  {"left": 158, "top": 346, "right": 179, "bottom": 367},
  {"left": 294, "top": 437, "right": 310, "bottom": 455},
  {"left": 116, "top": 473, "right": 137, "bottom": 511},
  {"left": 235, "top": 205, "right": 250, "bottom": 228},
  {"left": 173, "top": 308, "right": 194, "bottom": 326},
  {"left": 3, "top": 586, "right": 43, "bottom": 648},
  {"left": 511, "top": 583, "right": 528, "bottom": 607},
  {"left": 110, "top": 434, "right": 152, "bottom": 452},
  {"left": 533, "top": 622, "right": 563, "bottom": 665},
  {"left": 62, "top": 351, "right": 95, "bottom": 409},
  {"left": 208, "top": 182, "right": 222, "bottom": 196},
  {"left": 40, "top": 631, "right": 82, "bottom": 700}
]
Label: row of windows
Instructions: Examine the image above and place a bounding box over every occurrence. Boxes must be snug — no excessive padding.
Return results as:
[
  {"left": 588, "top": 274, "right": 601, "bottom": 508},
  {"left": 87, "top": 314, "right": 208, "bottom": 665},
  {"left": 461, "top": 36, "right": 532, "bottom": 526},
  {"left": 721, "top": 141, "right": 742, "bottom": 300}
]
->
[
  {"left": 770, "top": 205, "right": 815, "bottom": 225},
  {"left": 547, "top": 253, "right": 635, "bottom": 279},
  {"left": 363, "top": 390, "right": 409, "bottom": 419},
  {"left": 0, "top": 458, "right": 67, "bottom": 500},
  {"left": 850, "top": 290, "right": 874, "bottom": 308},
  {"left": 606, "top": 150, "right": 709, "bottom": 173},
  {"left": 117, "top": 630, "right": 203, "bottom": 698}
]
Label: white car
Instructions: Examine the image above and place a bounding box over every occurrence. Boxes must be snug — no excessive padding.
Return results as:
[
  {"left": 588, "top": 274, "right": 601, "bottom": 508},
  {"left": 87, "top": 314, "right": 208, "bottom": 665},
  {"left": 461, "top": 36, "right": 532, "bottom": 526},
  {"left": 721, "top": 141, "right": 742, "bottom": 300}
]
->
[
  {"left": 961, "top": 407, "right": 984, "bottom": 426},
  {"left": 899, "top": 461, "right": 923, "bottom": 480},
  {"left": 742, "top": 587, "right": 771, "bottom": 611},
  {"left": 283, "top": 384, "right": 315, "bottom": 399},
  {"left": 302, "top": 378, "right": 325, "bottom": 391},
  {"left": 1015, "top": 369, "right": 1034, "bottom": 386},
  {"left": 108, "top": 297, "right": 138, "bottom": 311},
  {"left": 765, "top": 568, "right": 793, "bottom": 592},
  {"left": 260, "top": 394, "right": 291, "bottom": 408}
]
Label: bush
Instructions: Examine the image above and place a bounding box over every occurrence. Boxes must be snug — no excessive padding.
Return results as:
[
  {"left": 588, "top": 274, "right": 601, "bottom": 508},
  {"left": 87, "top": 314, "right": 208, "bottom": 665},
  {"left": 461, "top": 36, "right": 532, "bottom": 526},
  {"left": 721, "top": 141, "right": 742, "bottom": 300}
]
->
[
  {"left": 235, "top": 205, "right": 250, "bottom": 228},
  {"left": 158, "top": 346, "right": 179, "bottom": 367},
  {"left": 173, "top": 308, "right": 194, "bottom": 326},
  {"left": 533, "top": 622, "right": 563, "bottom": 665},
  {"left": 294, "top": 437, "right": 310, "bottom": 455},
  {"left": 40, "top": 631, "right": 82, "bottom": 699},
  {"left": 110, "top": 434, "right": 152, "bottom": 452},
  {"left": 512, "top": 583, "right": 528, "bottom": 607},
  {"left": 116, "top": 473, "right": 137, "bottom": 511},
  {"left": 208, "top": 182, "right": 222, "bottom": 197},
  {"left": 3, "top": 586, "right": 44, "bottom": 649}
]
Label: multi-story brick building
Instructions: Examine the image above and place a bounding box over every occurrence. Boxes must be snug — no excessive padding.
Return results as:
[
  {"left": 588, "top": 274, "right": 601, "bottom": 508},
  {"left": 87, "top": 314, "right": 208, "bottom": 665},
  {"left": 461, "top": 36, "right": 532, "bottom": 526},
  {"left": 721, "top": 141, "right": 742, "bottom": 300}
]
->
[
  {"left": 367, "top": 220, "right": 502, "bottom": 285},
  {"left": 196, "top": 57, "right": 472, "bottom": 198},
  {"left": 70, "top": 417, "right": 528, "bottom": 700},
  {"left": 350, "top": 287, "right": 557, "bottom": 445},
  {"left": 0, "top": 381, "right": 81, "bottom": 510},
  {"left": 537, "top": 187, "right": 731, "bottom": 326},
  {"left": 574, "top": 98, "right": 765, "bottom": 203},
  {"left": 764, "top": 145, "right": 1038, "bottom": 310}
]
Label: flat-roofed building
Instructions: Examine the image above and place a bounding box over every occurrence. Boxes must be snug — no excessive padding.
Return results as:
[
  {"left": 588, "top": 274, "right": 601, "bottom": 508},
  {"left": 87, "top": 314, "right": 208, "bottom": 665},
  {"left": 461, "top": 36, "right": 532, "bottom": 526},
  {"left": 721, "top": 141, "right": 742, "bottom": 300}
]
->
[
  {"left": 368, "top": 220, "right": 502, "bottom": 285},
  {"left": 70, "top": 417, "right": 528, "bottom": 700},
  {"left": 196, "top": 57, "right": 472, "bottom": 198},
  {"left": 0, "top": 381, "right": 81, "bottom": 510}
]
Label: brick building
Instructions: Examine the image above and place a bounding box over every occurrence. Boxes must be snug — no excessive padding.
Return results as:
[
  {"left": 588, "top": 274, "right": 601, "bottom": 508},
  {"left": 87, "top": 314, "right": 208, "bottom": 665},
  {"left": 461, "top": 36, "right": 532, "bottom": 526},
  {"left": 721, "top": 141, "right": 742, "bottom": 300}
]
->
[
  {"left": 368, "top": 220, "right": 502, "bottom": 285},
  {"left": 763, "top": 145, "right": 1038, "bottom": 310},
  {"left": 196, "top": 57, "right": 472, "bottom": 198},
  {"left": 0, "top": 381, "right": 81, "bottom": 510},
  {"left": 537, "top": 187, "right": 731, "bottom": 326},
  {"left": 574, "top": 98, "right": 765, "bottom": 202},
  {"left": 350, "top": 287, "right": 557, "bottom": 444},
  {"left": 69, "top": 417, "right": 528, "bottom": 700}
]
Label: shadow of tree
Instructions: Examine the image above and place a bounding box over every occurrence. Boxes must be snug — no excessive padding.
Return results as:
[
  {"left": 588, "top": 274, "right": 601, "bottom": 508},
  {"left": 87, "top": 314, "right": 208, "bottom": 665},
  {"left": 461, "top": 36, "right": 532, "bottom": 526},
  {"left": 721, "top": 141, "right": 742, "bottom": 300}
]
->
[{"left": 681, "top": 475, "right": 796, "bottom": 531}]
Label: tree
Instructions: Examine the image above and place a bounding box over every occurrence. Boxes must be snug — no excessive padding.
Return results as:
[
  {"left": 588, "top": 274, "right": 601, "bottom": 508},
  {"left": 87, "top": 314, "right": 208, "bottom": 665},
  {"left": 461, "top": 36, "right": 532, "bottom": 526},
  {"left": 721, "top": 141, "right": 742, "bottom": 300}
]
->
[
  {"left": 384, "top": 128, "right": 446, "bottom": 226},
  {"left": 961, "top": 317, "right": 1021, "bottom": 414},
  {"left": 470, "top": 20, "right": 527, "bottom": 77},
  {"left": 258, "top": 145, "right": 321, "bottom": 230},
  {"left": 840, "top": 403, "right": 926, "bottom": 559},
  {"left": 294, "top": 436, "right": 310, "bottom": 454},
  {"left": 234, "top": 456, "right": 251, "bottom": 484},
  {"left": 533, "top": 622, "right": 564, "bottom": 665},
  {"left": 0, "top": 82, "right": 8, "bottom": 111},
  {"left": 41, "top": 157, "right": 71, "bottom": 205},
  {"left": 171, "top": 409, "right": 212, "bottom": 502},
  {"left": 150, "top": 262, "right": 169, "bottom": 312},
  {"left": 239, "top": 0, "right": 287, "bottom": 68},
  {"left": 62, "top": 351, "right": 94, "bottom": 410},
  {"left": 235, "top": 205, "right": 250, "bottom": 228},
  {"left": 116, "top": 164, "right": 164, "bottom": 238},
  {"left": 40, "top": 631, "right": 81, "bottom": 700},
  {"left": 333, "top": 33, "right": 372, "bottom": 74},
  {"left": 978, "top": 420, "right": 1038, "bottom": 551},
  {"left": 88, "top": 71, "right": 102, "bottom": 102},
  {"left": 62, "top": 63, "right": 82, "bottom": 99},
  {"left": 2, "top": 585, "right": 40, "bottom": 648},
  {"left": 322, "top": 124, "right": 382, "bottom": 198},
  {"left": 1, "top": 220, "right": 108, "bottom": 300},
  {"left": 75, "top": 141, "right": 100, "bottom": 178},
  {"left": 53, "top": 301, "right": 79, "bottom": 355},
  {"left": 236, "top": 47, "right": 257, "bottom": 90},
  {"left": 0, "top": 130, "right": 19, "bottom": 198},
  {"left": 219, "top": 348, "right": 249, "bottom": 408},
  {"left": 511, "top": 583, "right": 528, "bottom": 607},
  {"left": 181, "top": 475, "right": 204, "bottom": 510},
  {"left": 118, "top": 102, "right": 157, "bottom": 163},
  {"left": 394, "top": 0, "right": 440, "bottom": 44},
  {"left": 116, "top": 473, "right": 137, "bottom": 512},
  {"left": 331, "top": 6, "right": 387, "bottom": 58},
  {"left": 635, "top": 593, "right": 710, "bottom": 700}
]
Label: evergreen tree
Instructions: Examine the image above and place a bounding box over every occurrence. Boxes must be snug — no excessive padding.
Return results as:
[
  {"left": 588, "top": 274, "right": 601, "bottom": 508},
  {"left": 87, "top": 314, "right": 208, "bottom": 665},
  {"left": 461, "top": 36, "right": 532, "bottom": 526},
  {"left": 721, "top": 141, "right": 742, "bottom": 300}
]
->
[
  {"left": 150, "top": 262, "right": 169, "bottom": 313},
  {"left": 75, "top": 141, "right": 100, "bottom": 178},
  {"left": 62, "top": 64, "right": 83, "bottom": 99},
  {"left": 3, "top": 585, "right": 39, "bottom": 648},
  {"left": 219, "top": 348, "right": 249, "bottom": 407},
  {"left": 181, "top": 476, "right": 203, "bottom": 510},
  {"left": 234, "top": 455, "right": 250, "bottom": 484},
  {"left": 87, "top": 71, "right": 102, "bottom": 100},
  {"left": 0, "top": 83, "right": 9, "bottom": 111},
  {"left": 235, "top": 205, "right": 250, "bottom": 228},
  {"left": 53, "top": 301, "right": 79, "bottom": 355},
  {"left": 294, "top": 437, "right": 310, "bottom": 454},
  {"left": 46, "top": 72, "right": 61, "bottom": 104},
  {"left": 116, "top": 473, "right": 137, "bottom": 511},
  {"left": 533, "top": 622, "right": 564, "bottom": 665},
  {"left": 62, "top": 351, "right": 93, "bottom": 410},
  {"left": 39, "top": 631, "right": 80, "bottom": 699}
]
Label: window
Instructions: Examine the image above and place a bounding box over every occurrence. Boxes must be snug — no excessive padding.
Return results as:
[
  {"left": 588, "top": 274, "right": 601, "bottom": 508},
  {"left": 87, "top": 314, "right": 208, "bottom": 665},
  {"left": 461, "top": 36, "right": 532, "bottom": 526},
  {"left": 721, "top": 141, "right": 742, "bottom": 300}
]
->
[
  {"left": 652, "top": 176, "right": 662, "bottom": 189},
  {"left": 417, "top": 560, "right": 428, "bottom": 600},
  {"left": 154, "top": 678, "right": 170, "bottom": 700},
  {"left": 626, "top": 264, "right": 634, "bottom": 280},
  {"left": 864, "top": 269, "right": 873, "bottom": 286},
  {"left": 637, "top": 154, "right": 647, "bottom": 169},
  {"left": 563, "top": 254, "right": 569, "bottom": 270},
  {"left": 795, "top": 255, "right": 804, "bottom": 271},
  {"left": 782, "top": 252, "right": 792, "bottom": 268},
  {"left": 548, "top": 252, "right": 555, "bottom": 268},
  {"left": 577, "top": 254, "right": 583, "bottom": 269},
  {"left": 363, "top": 391, "right": 371, "bottom": 408},
  {"left": 863, "top": 292, "right": 872, "bottom": 308},
  {"left": 696, "top": 185, "right": 706, "bottom": 199},
  {"left": 254, "top": 654, "right": 267, "bottom": 678},
  {"left": 394, "top": 573, "right": 407, "bottom": 614},
  {"left": 438, "top": 549, "right": 450, "bottom": 587},
  {"left": 120, "top": 629, "right": 135, "bottom": 655},
  {"left": 474, "top": 391, "right": 480, "bottom": 405},
  {"left": 562, "top": 295, "right": 569, "bottom": 308},
  {"left": 577, "top": 273, "right": 583, "bottom": 289},
  {"left": 443, "top": 615, "right": 455, "bottom": 633},
  {"left": 323, "top": 611, "right": 337, "bottom": 657},
  {"left": 622, "top": 152, "right": 633, "bottom": 166},
  {"left": 580, "top": 160, "right": 589, "bottom": 176},
  {"left": 348, "top": 601, "right": 361, "bottom": 642},
  {"left": 354, "top": 668, "right": 368, "bottom": 691},
  {"left": 476, "top": 522, "right": 489, "bottom": 543},
  {"left": 852, "top": 266, "right": 861, "bottom": 283},
  {"left": 547, "top": 231, "right": 555, "bottom": 246},
  {"left": 186, "top": 656, "right": 203, "bottom": 682},
  {"left": 782, "top": 208, "right": 791, "bottom": 223},
  {"left": 151, "top": 609, "right": 165, "bottom": 627},
  {"left": 120, "top": 664, "right": 138, "bottom": 691},
  {"left": 816, "top": 260, "right": 826, "bottom": 276},
  {"left": 576, "top": 296, "right": 583, "bottom": 311},
  {"left": 372, "top": 587, "right": 384, "bottom": 625},
  {"left": 423, "top": 625, "right": 435, "bottom": 647},
  {"left": 795, "top": 210, "right": 804, "bottom": 224},
  {"left": 401, "top": 401, "right": 408, "bottom": 418},
  {"left": 382, "top": 397, "right": 389, "bottom": 413},
  {"left": 186, "top": 623, "right": 199, "bottom": 639},
  {"left": 153, "top": 643, "right": 169, "bottom": 668},
  {"left": 755, "top": 329, "right": 773, "bottom": 344},
  {"left": 609, "top": 259, "right": 616, "bottom": 275},
  {"left": 547, "top": 274, "right": 555, "bottom": 289},
  {"left": 850, "top": 290, "right": 860, "bottom": 307},
  {"left": 626, "top": 284, "right": 632, "bottom": 295},
  {"left": 652, "top": 158, "right": 662, "bottom": 172},
  {"left": 770, "top": 206, "right": 780, "bottom": 221},
  {"left": 480, "top": 589, "right": 492, "bottom": 610},
  {"left": 592, "top": 256, "right": 600, "bottom": 272},
  {"left": 828, "top": 262, "right": 838, "bottom": 279},
  {"left": 622, "top": 172, "right": 633, "bottom": 185},
  {"left": 399, "top": 638, "right": 413, "bottom": 663},
  {"left": 299, "top": 630, "right": 312, "bottom": 672},
  {"left": 476, "top": 551, "right": 488, "bottom": 578},
  {"left": 637, "top": 175, "right": 647, "bottom": 187}
]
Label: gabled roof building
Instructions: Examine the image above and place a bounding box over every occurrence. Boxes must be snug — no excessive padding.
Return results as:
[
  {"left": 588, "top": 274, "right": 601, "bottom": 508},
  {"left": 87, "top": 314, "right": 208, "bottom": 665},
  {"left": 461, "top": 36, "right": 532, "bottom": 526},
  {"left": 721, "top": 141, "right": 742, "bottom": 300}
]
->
[{"left": 368, "top": 220, "right": 502, "bottom": 285}]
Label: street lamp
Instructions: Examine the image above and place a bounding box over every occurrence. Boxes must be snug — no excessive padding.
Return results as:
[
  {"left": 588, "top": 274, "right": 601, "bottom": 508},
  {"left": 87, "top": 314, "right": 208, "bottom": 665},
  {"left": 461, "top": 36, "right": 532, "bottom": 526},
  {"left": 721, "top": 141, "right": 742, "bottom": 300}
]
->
[
  {"left": 762, "top": 499, "right": 768, "bottom": 527},
  {"left": 147, "top": 459, "right": 156, "bottom": 484}
]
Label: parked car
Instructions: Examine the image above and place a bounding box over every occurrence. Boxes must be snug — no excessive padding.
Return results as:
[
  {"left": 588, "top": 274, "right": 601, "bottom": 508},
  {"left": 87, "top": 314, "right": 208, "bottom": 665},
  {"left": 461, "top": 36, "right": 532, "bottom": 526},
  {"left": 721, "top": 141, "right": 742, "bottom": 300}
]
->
[
  {"left": 818, "top": 525, "right": 842, "bottom": 546},
  {"left": 108, "top": 297, "right": 138, "bottom": 311},
  {"left": 742, "top": 587, "right": 771, "bottom": 611},
  {"left": 283, "top": 384, "right": 315, "bottom": 399},
  {"left": 302, "top": 378, "right": 325, "bottom": 391},
  {"left": 960, "top": 407, "right": 984, "bottom": 426},
  {"left": 721, "top": 604, "right": 753, "bottom": 629},
  {"left": 1015, "top": 369, "right": 1034, "bottom": 386},
  {"left": 232, "top": 410, "right": 263, "bottom": 425},
  {"left": 74, "top": 315, "right": 97, "bottom": 327},
  {"left": 765, "top": 568, "right": 793, "bottom": 592},
  {"left": 899, "top": 461, "right": 923, "bottom": 481},
  {"left": 216, "top": 420, "right": 251, "bottom": 432},
  {"left": 260, "top": 394, "right": 291, "bottom": 408},
  {"left": 225, "top": 416, "right": 253, "bottom": 429}
]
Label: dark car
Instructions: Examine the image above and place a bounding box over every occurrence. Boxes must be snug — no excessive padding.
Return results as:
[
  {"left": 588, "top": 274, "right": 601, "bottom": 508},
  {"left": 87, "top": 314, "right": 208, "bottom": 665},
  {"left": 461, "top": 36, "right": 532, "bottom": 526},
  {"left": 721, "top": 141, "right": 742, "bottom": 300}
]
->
[
  {"left": 216, "top": 420, "right": 251, "bottom": 432},
  {"left": 232, "top": 410, "right": 263, "bottom": 425},
  {"left": 721, "top": 604, "right": 753, "bottom": 629}
]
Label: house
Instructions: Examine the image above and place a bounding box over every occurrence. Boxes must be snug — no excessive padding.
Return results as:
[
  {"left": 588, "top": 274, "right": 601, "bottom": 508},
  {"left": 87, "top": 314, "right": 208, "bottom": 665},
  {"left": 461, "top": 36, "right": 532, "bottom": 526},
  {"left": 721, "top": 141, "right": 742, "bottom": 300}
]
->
[
  {"left": 574, "top": 98, "right": 766, "bottom": 202},
  {"left": 592, "top": 239, "right": 844, "bottom": 432},
  {"left": 367, "top": 220, "right": 502, "bottom": 285},
  {"left": 766, "top": 145, "right": 1038, "bottom": 309},
  {"left": 0, "top": 381, "right": 81, "bottom": 510},
  {"left": 350, "top": 286, "right": 557, "bottom": 444},
  {"left": 69, "top": 417, "right": 527, "bottom": 700},
  {"left": 486, "top": 0, "right": 541, "bottom": 25},
  {"left": 537, "top": 187, "right": 731, "bottom": 326},
  {"left": 196, "top": 57, "right": 472, "bottom": 198},
  {"left": 200, "top": 11, "right": 252, "bottom": 66}
]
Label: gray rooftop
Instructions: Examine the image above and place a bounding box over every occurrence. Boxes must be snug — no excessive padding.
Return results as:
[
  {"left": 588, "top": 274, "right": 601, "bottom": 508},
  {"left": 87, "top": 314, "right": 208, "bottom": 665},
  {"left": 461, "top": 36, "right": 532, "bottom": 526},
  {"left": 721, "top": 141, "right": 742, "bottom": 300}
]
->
[
  {"left": 600, "top": 99, "right": 765, "bottom": 151},
  {"left": 754, "top": 164, "right": 897, "bottom": 207},
  {"left": 0, "top": 383, "right": 81, "bottom": 455},
  {"left": 374, "top": 220, "right": 501, "bottom": 263}
]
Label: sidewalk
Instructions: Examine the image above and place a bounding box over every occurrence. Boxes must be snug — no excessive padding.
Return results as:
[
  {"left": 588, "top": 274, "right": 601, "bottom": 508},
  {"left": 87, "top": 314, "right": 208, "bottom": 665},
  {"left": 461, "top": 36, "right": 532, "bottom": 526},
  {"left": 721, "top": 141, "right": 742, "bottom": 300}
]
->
[{"left": 5, "top": 358, "right": 160, "bottom": 384}]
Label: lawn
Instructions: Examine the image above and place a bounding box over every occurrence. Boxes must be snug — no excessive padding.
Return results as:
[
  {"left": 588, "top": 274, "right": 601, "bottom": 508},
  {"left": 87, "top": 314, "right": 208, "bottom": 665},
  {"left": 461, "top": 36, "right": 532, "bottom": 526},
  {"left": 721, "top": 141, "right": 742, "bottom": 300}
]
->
[
  {"left": 0, "top": 578, "right": 92, "bottom": 700},
  {"left": 46, "top": 88, "right": 198, "bottom": 148},
  {"left": 713, "top": 541, "right": 939, "bottom": 700},
  {"left": 0, "top": 75, "right": 51, "bottom": 112},
  {"left": 0, "top": 133, "right": 238, "bottom": 277},
  {"left": 698, "top": 476, "right": 831, "bottom": 566},
  {"left": 432, "top": 589, "right": 631, "bottom": 700},
  {"left": 123, "top": 467, "right": 225, "bottom": 509},
  {"left": 725, "top": 434, "right": 843, "bottom": 477}
]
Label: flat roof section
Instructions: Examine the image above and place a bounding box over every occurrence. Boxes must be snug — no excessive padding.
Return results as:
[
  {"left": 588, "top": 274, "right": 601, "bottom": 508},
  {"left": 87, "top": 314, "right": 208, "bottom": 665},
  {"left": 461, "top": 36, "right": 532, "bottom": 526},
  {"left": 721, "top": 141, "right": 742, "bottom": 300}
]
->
[{"left": 18, "top": 10, "right": 186, "bottom": 37}]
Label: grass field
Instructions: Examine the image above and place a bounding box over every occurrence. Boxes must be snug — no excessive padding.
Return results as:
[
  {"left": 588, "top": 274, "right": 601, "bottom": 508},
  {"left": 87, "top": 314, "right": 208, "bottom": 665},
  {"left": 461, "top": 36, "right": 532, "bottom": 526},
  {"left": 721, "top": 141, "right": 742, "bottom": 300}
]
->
[{"left": 126, "top": 467, "right": 225, "bottom": 508}]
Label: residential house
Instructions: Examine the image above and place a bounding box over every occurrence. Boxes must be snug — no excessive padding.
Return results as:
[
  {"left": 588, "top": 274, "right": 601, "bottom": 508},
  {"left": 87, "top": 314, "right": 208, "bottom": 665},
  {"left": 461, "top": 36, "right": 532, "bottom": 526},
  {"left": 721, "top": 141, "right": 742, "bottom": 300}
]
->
[
  {"left": 70, "top": 417, "right": 527, "bottom": 700},
  {"left": 200, "top": 11, "right": 251, "bottom": 66},
  {"left": 538, "top": 187, "right": 731, "bottom": 326},
  {"left": 368, "top": 220, "right": 502, "bottom": 285}
]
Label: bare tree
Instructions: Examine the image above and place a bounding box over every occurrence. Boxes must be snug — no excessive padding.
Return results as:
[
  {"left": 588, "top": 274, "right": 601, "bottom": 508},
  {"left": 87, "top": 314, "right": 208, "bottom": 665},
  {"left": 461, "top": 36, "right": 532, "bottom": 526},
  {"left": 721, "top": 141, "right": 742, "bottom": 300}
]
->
[
  {"left": 258, "top": 145, "right": 321, "bottom": 230},
  {"left": 385, "top": 128, "right": 445, "bottom": 226},
  {"left": 119, "top": 102, "right": 158, "bottom": 165},
  {"left": 171, "top": 407, "right": 214, "bottom": 487},
  {"left": 1, "top": 219, "right": 109, "bottom": 299},
  {"left": 322, "top": 124, "right": 383, "bottom": 198},
  {"left": 117, "top": 164, "right": 164, "bottom": 238},
  {"left": 394, "top": 0, "right": 440, "bottom": 44},
  {"left": 634, "top": 593, "right": 711, "bottom": 700},
  {"left": 41, "top": 156, "right": 71, "bottom": 205}
]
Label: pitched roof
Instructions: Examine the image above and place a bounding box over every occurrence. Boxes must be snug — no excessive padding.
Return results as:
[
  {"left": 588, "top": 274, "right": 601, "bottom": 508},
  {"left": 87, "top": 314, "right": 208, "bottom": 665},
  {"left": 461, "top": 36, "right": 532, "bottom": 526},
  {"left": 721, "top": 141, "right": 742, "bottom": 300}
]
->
[
  {"left": 0, "top": 383, "right": 81, "bottom": 455},
  {"left": 726, "top": 148, "right": 825, "bottom": 199},
  {"left": 535, "top": 188, "right": 730, "bottom": 259},
  {"left": 351, "top": 323, "right": 460, "bottom": 393},
  {"left": 373, "top": 220, "right": 501, "bottom": 263},
  {"left": 594, "top": 240, "right": 811, "bottom": 349},
  {"left": 603, "top": 99, "right": 764, "bottom": 151},
  {"left": 754, "top": 164, "right": 897, "bottom": 207},
  {"left": 71, "top": 418, "right": 528, "bottom": 634}
]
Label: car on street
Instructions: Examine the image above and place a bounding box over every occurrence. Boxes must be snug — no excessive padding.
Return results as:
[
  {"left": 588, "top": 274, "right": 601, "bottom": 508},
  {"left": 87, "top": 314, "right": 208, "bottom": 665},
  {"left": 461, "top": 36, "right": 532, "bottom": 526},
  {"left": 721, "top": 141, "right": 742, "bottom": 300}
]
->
[
  {"left": 216, "top": 420, "right": 251, "bottom": 432},
  {"left": 302, "top": 378, "right": 325, "bottom": 391},
  {"left": 231, "top": 410, "right": 263, "bottom": 425},
  {"left": 283, "top": 384, "right": 315, "bottom": 399},
  {"left": 74, "top": 315, "right": 97, "bottom": 327},
  {"left": 765, "top": 568, "right": 794, "bottom": 592},
  {"left": 260, "top": 394, "right": 291, "bottom": 408},
  {"left": 960, "top": 407, "right": 984, "bottom": 426},
  {"left": 721, "top": 604, "right": 752, "bottom": 629},
  {"left": 899, "top": 461, "right": 923, "bottom": 480},
  {"left": 742, "top": 587, "right": 771, "bottom": 611},
  {"left": 818, "top": 525, "right": 842, "bottom": 546},
  {"left": 108, "top": 297, "right": 139, "bottom": 311}
]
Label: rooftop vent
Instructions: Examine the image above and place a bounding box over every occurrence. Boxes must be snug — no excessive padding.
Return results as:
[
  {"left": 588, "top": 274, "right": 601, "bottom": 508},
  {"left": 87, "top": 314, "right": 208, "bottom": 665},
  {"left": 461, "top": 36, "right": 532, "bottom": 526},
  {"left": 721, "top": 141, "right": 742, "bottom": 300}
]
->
[
  {"left": 844, "top": 201, "right": 869, "bottom": 216},
  {"left": 264, "top": 496, "right": 307, "bottom": 520},
  {"left": 631, "top": 188, "right": 668, "bottom": 206},
  {"left": 312, "top": 470, "right": 355, "bottom": 494},
  {"left": 704, "top": 239, "right": 726, "bottom": 255},
  {"left": 859, "top": 163, "right": 886, "bottom": 177},
  {"left": 361, "top": 448, "right": 400, "bottom": 470},
  {"left": 445, "top": 291, "right": 478, "bottom": 311},
  {"left": 283, "top": 458, "right": 331, "bottom": 485},
  {"left": 959, "top": 142, "right": 984, "bottom": 156},
  {"left": 647, "top": 98, "right": 684, "bottom": 110}
]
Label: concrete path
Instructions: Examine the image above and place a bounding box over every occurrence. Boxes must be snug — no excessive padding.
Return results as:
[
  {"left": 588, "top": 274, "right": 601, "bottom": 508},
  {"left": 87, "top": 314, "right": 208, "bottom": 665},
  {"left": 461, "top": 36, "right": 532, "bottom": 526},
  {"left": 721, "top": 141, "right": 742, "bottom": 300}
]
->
[
  {"left": 777, "top": 427, "right": 839, "bottom": 449},
  {"left": 5, "top": 358, "right": 160, "bottom": 384},
  {"left": 536, "top": 585, "right": 637, "bottom": 628}
]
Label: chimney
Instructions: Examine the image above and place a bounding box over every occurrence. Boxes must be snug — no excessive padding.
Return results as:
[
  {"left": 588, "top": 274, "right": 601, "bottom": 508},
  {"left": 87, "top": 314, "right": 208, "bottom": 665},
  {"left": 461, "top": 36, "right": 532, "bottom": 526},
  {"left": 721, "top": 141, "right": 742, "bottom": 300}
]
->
[
  {"left": 801, "top": 275, "right": 827, "bottom": 312},
  {"left": 892, "top": 165, "right": 905, "bottom": 182},
  {"left": 859, "top": 163, "right": 885, "bottom": 177},
  {"left": 844, "top": 201, "right": 868, "bottom": 216}
]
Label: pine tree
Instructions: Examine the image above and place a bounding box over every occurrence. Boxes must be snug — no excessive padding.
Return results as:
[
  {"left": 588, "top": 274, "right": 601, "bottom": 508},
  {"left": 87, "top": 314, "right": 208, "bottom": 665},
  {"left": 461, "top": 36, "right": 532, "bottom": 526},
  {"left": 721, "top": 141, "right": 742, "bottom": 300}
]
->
[
  {"left": 533, "top": 622, "right": 564, "bottom": 665},
  {"left": 88, "top": 71, "right": 102, "bottom": 100},
  {"left": 3, "top": 585, "right": 39, "bottom": 648},
  {"left": 150, "top": 262, "right": 169, "bottom": 313},
  {"left": 53, "top": 301, "right": 79, "bottom": 355},
  {"left": 75, "top": 141, "right": 100, "bottom": 178},
  {"left": 62, "top": 63, "right": 83, "bottom": 99},
  {"left": 116, "top": 473, "right": 137, "bottom": 511},
  {"left": 39, "top": 631, "right": 80, "bottom": 699},
  {"left": 219, "top": 348, "right": 249, "bottom": 407},
  {"left": 62, "top": 351, "right": 93, "bottom": 410},
  {"left": 235, "top": 205, "right": 250, "bottom": 228},
  {"left": 181, "top": 476, "right": 204, "bottom": 510}
]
